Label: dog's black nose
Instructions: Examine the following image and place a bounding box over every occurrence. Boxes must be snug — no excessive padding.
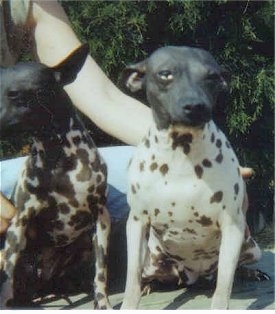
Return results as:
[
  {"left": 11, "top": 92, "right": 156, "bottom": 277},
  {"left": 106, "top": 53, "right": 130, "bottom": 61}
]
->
[{"left": 182, "top": 103, "right": 211, "bottom": 126}]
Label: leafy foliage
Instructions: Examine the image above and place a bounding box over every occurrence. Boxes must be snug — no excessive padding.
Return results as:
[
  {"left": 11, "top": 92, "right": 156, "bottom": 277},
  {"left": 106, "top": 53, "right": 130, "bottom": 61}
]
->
[{"left": 1, "top": 0, "right": 273, "bottom": 231}]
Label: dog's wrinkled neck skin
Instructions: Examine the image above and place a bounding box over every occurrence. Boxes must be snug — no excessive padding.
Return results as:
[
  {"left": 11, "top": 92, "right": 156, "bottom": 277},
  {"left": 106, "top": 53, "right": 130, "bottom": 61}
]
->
[{"left": 145, "top": 120, "right": 215, "bottom": 155}]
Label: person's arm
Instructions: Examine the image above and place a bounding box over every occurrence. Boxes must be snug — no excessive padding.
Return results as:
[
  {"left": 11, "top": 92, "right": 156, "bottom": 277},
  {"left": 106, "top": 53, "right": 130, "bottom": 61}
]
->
[{"left": 30, "top": 0, "right": 152, "bottom": 146}]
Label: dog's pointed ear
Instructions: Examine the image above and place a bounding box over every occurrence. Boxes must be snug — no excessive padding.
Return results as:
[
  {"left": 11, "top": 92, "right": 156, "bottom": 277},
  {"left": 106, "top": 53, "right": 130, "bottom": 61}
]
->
[
  {"left": 52, "top": 44, "right": 89, "bottom": 86},
  {"left": 122, "top": 60, "right": 147, "bottom": 93}
]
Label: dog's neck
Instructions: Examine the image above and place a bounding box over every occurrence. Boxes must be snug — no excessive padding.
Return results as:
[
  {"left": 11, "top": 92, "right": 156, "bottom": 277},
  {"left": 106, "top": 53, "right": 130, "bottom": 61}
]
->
[
  {"left": 146, "top": 120, "right": 220, "bottom": 154},
  {"left": 30, "top": 111, "right": 91, "bottom": 169}
]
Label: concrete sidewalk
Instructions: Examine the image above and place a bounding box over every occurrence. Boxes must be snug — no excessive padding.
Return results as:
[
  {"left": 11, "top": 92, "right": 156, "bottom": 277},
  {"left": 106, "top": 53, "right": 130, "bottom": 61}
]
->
[{"left": 37, "top": 248, "right": 274, "bottom": 310}]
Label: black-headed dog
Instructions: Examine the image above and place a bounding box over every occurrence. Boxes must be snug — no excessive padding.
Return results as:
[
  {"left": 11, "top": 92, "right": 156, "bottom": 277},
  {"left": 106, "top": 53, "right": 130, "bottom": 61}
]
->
[
  {"left": 0, "top": 45, "right": 111, "bottom": 309},
  {"left": 121, "top": 46, "right": 268, "bottom": 309}
]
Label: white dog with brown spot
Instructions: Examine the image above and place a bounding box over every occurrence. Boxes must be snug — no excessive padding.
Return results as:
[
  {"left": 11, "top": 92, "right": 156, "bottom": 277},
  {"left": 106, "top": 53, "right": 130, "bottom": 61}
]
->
[{"left": 121, "top": 46, "right": 267, "bottom": 309}]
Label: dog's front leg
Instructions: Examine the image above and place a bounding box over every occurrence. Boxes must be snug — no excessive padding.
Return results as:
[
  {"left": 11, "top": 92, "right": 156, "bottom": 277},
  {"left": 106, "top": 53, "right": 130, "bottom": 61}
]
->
[
  {"left": 121, "top": 212, "right": 148, "bottom": 309},
  {"left": 211, "top": 214, "right": 245, "bottom": 309},
  {"left": 0, "top": 212, "right": 29, "bottom": 308},
  {"left": 93, "top": 205, "right": 112, "bottom": 309}
]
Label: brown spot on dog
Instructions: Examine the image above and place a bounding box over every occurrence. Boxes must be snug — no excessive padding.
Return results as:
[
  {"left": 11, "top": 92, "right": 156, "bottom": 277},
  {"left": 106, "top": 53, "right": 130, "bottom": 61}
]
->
[
  {"left": 143, "top": 210, "right": 148, "bottom": 215},
  {"left": 155, "top": 136, "right": 159, "bottom": 143},
  {"left": 211, "top": 133, "right": 215, "bottom": 143},
  {"left": 69, "top": 199, "right": 79, "bottom": 208},
  {"left": 150, "top": 162, "right": 158, "bottom": 171},
  {"left": 69, "top": 211, "right": 91, "bottom": 231},
  {"left": 196, "top": 215, "right": 213, "bottom": 226},
  {"left": 131, "top": 184, "right": 137, "bottom": 194},
  {"left": 152, "top": 154, "right": 156, "bottom": 160},
  {"left": 225, "top": 141, "right": 231, "bottom": 148},
  {"left": 216, "top": 139, "right": 222, "bottom": 148},
  {"left": 234, "top": 183, "right": 239, "bottom": 195},
  {"left": 171, "top": 202, "right": 176, "bottom": 206},
  {"left": 205, "top": 261, "right": 218, "bottom": 274},
  {"left": 53, "top": 220, "right": 64, "bottom": 230},
  {"left": 194, "top": 165, "right": 203, "bottom": 179},
  {"left": 96, "top": 174, "right": 102, "bottom": 183},
  {"left": 160, "top": 164, "right": 169, "bottom": 176},
  {"left": 58, "top": 202, "right": 70, "bottom": 214},
  {"left": 95, "top": 292, "right": 105, "bottom": 301},
  {"left": 168, "top": 211, "right": 173, "bottom": 217},
  {"left": 215, "top": 152, "right": 223, "bottom": 163},
  {"left": 202, "top": 159, "right": 212, "bottom": 168},
  {"left": 62, "top": 154, "right": 78, "bottom": 172},
  {"left": 194, "top": 212, "right": 199, "bottom": 217},
  {"left": 156, "top": 245, "right": 162, "bottom": 252},
  {"left": 56, "top": 234, "right": 70, "bottom": 246},
  {"left": 127, "top": 158, "right": 132, "bottom": 169},
  {"left": 98, "top": 272, "right": 105, "bottom": 282},
  {"left": 210, "top": 191, "right": 223, "bottom": 203},
  {"left": 183, "top": 228, "right": 197, "bottom": 235},
  {"left": 237, "top": 167, "right": 240, "bottom": 177},
  {"left": 152, "top": 227, "right": 163, "bottom": 236},
  {"left": 139, "top": 161, "right": 145, "bottom": 172},
  {"left": 154, "top": 208, "right": 160, "bottom": 216},
  {"left": 88, "top": 185, "right": 95, "bottom": 193},
  {"left": 171, "top": 132, "right": 193, "bottom": 154},
  {"left": 144, "top": 138, "right": 150, "bottom": 148},
  {"left": 169, "top": 230, "right": 178, "bottom": 235},
  {"left": 133, "top": 215, "right": 139, "bottom": 221}
]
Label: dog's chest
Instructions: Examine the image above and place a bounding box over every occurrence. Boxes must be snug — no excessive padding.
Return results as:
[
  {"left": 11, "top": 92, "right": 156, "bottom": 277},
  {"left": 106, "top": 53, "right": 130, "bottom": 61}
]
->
[
  {"left": 128, "top": 122, "right": 244, "bottom": 246},
  {"left": 14, "top": 128, "right": 107, "bottom": 245}
]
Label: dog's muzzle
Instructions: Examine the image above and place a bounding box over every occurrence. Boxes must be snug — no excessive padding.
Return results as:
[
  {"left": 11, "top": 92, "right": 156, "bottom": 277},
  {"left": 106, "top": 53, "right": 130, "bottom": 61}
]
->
[{"left": 173, "top": 102, "right": 212, "bottom": 127}]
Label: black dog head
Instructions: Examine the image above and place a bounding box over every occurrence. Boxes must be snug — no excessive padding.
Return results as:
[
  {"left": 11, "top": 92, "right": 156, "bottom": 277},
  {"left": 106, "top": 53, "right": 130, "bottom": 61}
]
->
[
  {"left": 124, "top": 46, "right": 228, "bottom": 130},
  {"left": 0, "top": 44, "right": 89, "bottom": 135}
]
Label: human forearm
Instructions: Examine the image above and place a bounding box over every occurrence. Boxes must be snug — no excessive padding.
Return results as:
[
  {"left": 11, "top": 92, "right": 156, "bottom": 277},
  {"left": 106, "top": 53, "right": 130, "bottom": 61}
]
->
[{"left": 32, "top": 0, "right": 153, "bottom": 145}]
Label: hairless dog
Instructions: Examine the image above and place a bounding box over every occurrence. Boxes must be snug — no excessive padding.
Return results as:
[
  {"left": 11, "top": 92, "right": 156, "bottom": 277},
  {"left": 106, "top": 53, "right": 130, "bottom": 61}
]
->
[
  {"left": 0, "top": 45, "right": 111, "bottom": 309},
  {"left": 121, "top": 46, "right": 269, "bottom": 309}
]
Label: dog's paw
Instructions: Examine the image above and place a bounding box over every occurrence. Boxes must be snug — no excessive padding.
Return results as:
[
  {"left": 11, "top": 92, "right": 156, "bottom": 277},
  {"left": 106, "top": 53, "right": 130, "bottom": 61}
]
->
[
  {"left": 236, "top": 266, "right": 270, "bottom": 282},
  {"left": 254, "top": 269, "right": 270, "bottom": 281},
  {"left": 141, "top": 283, "right": 152, "bottom": 296}
]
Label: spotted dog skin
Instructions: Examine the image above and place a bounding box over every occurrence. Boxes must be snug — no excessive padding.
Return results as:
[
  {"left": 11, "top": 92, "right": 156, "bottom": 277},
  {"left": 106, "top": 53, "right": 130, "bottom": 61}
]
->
[
  {"left": 0, "top": 45, "right": 111, "bottom": 309},
  {"left": 121, "top": 46, "right": 265, "bottom": 309}
]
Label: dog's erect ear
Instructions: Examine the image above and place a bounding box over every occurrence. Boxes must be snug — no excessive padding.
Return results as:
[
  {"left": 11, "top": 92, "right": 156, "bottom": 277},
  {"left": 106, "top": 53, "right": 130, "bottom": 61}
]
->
[
  {"left": 123, "top": 60, "right": 147, "bottom": 93},
  {"left": 51, "top": 44, "right": 89, "bottom": 86}
]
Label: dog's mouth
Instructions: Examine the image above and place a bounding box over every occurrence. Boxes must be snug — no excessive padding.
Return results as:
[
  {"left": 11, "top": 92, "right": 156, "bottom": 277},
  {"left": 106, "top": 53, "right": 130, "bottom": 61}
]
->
[
  {"left": 171, "top": 111, "right": 212, "bottom": 128},
  {"left": 168, "top": 101, "right": 213, "bottom": 129}
]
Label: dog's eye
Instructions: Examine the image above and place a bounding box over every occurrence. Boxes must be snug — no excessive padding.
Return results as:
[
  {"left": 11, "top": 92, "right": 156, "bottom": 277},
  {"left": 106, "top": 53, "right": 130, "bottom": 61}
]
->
[
  {"left": 158, "top": 70, "right": 174, "bottom": 82},
  {"left": 205, "top": 72, "right": 220, "bottom": 81},
  {"left": 7, "top": 90, "right": 21, "bottom": 100}
]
